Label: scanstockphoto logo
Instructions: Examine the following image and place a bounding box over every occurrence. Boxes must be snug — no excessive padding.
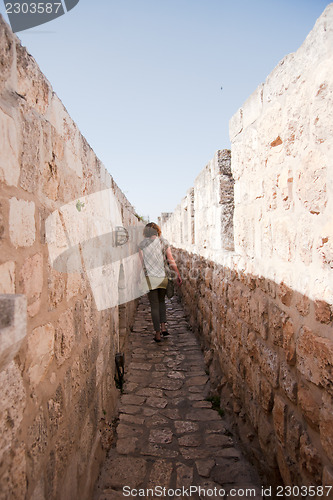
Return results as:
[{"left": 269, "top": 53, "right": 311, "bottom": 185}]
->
[{"left": 3, "top": 0, "right": 80, "bottom": 33}]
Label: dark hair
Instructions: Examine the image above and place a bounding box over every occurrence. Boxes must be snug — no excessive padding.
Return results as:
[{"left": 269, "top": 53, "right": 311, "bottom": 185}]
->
[{"left": 143, "top": 222, "right": 161, "bottom": 237}]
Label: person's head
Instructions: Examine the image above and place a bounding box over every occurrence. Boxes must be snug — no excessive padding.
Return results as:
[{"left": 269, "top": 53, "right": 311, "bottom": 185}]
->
[{"left": 143, "top": 222, "right": 161, "bottom": 238}]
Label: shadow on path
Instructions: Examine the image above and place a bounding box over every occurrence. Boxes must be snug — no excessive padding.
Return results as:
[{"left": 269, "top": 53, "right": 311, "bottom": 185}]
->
[{"left": 94, "top": 296, "right": 263, "bottom": 500}]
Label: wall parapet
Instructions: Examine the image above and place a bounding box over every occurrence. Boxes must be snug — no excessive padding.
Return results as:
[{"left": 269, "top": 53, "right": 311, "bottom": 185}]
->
[{"left": 162, "top": 149, "right": 234, "bottom": 257}]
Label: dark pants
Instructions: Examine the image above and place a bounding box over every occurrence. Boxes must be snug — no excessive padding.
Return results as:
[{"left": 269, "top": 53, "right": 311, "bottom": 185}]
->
[{"left": 147, "top": 288, "right": 167, "bottom": 332}]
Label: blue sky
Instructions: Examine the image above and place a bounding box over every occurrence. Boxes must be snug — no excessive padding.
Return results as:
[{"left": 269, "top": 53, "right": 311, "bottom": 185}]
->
[{"left": 0, "top": 0, "right": 330, "bottom": 221}]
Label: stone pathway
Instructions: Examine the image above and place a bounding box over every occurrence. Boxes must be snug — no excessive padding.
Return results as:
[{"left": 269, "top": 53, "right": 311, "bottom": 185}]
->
[{"left": 94, "top": 296, "right": 263, "bottom": 500}]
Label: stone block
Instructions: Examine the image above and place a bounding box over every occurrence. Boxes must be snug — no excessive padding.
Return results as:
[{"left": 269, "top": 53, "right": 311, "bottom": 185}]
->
[
  {"left": 286, "top": 411, "right": 302, "bottom": 463},
  {"left": 258, "top": 341, "right": 279, "bottom": 388},
  {"left": 55, "top": 309, "right": 75, "bottom": 366},
  {"left": 47, "top": 385, "right": 65, "bottom": 437},
  {"left": 27, "top": 407, "right": 48, "bottom": 476},
  {"left": 9, "top": 197, "right": 35, "bottom": 247},
  {"left": 276, "top": 443, "right": 293, "bottom": 486},
  {"left": 257, "top": 412, "right": 277, "bottom": 467},
  {"left": 0, "top": 261, "right": 15, "bottom": 294},
  {"left": 271, "top": 217, "right": 296, "bottom": 262},
  {"left": 0, "top": 108, "right": 20, "bottom": 187},
  {"left": 279, "top": 362, "right": 297, "bottom": 403},
  {"left": 268, "top": 302, "right": 286, "bottom": 347},
  {"left": 0, "top": 442, "right": 27, "bottom": 500},
  {"left": 278, "top": 282, "right": 293, "bottom": 306},
  {"left": 320, "top": 393, "right": 333, "bottom": 463},
  {"left": 299, "top": 433, "right": 322, "bottom": 485},
  {"left": 19, "top": 113, "right": 41, "bottom": 193},
  {"left": 282, "top": 318, "right": 296, "bottom": 364},
  {"left": 0, "top": 294, "right": 27, "bottom": 371},
  {"left": 296, "top": 151, "right": 327, "bottom": 215},
  {"left": 296, "top": 326, "right": 333, "bottom": 393},
  {"left": 26, "top": 323, "right": 54, "bottom": 386},
  {"left": 298, "top": 383, "right": 321, "bottom": 430},
  {"left": 0, "top": 361, "right": 26, "bottom": 463},
  {"left": 48, "top": 265, "right": 66, "bottom": 310},
  {"left": 19, "top": 253, "right": 43, "bottom": 317},
  {"left": 229, "top": 108, "right": 243, "bottom": 142},
  {"left": 242, "top": 84, "right": 264, "bottom": 130},
  {"left": 272, "top": 395, "right": 287, "bottom": 445},
  {"left": 317, "top": 221, "right": 333, "bottom": 270},
  {"left": 259, "top": 376, "right": 274, "bottom": 412},
  {"left": 296, "top": 294, "right": 310, "bottom": 317},
  {"left": 315, "top": 300, "right": 332, "bottom": 324}
]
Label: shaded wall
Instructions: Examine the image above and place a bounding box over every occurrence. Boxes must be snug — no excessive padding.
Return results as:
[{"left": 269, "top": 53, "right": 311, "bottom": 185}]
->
[
  {"left": 0, "top": 16, "right": 140, "bottom": 500},
  {"left": 161, "top": 4, "right": 333, "bottom": 488}
]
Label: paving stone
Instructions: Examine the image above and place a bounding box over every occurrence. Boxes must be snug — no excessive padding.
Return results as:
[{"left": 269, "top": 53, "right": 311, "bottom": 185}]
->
[
  {"left": 136, "top": 388, "right": 164, "bottom": 398},
  {"left": 150, "top": 379, "right": 184, "bottom": 391},
  {"left": 161, "top": 408, "right": 181, "bottom": 420},
  {"left": 188, "top": 386, "right": 205, "bottom": 393},
  {"left": 148, "top": 459, "right": 173, "bottom": 489},
  {"left": 211, "top": 461, "right": 257, "bottom": 485},
  {"left": 204, "top": 421, "right": 227, "bottom": 434},
  {"left": 117, "top": 424, "right": 144, "bottom": 438},
  {"left": 116, "top": 437, "right": 138, "bottom": 454},
  {"left": 119, "top": 405, "right": 142, "bottom": 415},
  {"left": 174, "top": 421, "right": 200, "bottom": 434},
  {"left": 121, "top": 395, "right": 146, "bottom": 406},
  {"left": 119, "top": 414, "right": 145, "bottom": 425},
  {"left": 180, "top": 447, "right": 213, "bottom": 460},
  {"left": 186, "top": 376, "right": 209, "bottom": 386},
  {"left": 176, "top": 463, "right": 193, "bottom": 488},
  {"left": 205, "top": 434, "right": 234, "bottom": 448},
  {"left": 167, "top": 371, "right": 186, "bottom": 379},
  {"left": 147, "top": 415, "right": 170, "bottom": 427},
  {"left": 193, "top": 400, "right": 212, "bottom": 408},
  {"left": 143, "top": 407, "right": 158, "bottom": 416},
  {"left": 123, "top": 382, "right": 138, "bottom": 393},
  {"left": 188, "top": 393, "right": 206, "bottom": 401},
  {"left": 141, "top": 443, "right": 179, "bottom": 458},
  {"left": 178, "top": 434, "right": 202, "bottom": 447},
  {"left": 129, "top": 362, "right": 152, "bottom": 371},
  {"left": 185, "top": 409, "right": 220, "bottom": 421},
  {"left": 100, "top": 457, "right": 147, "bottom": 489},
  {"left": 146, "top": 397, "right": 168, "bottom": 408},
  {"left": 196, "top": 459, "right": 215, "bottom": 478},
  {"left": 149, "top": 428, "right": 173, "bottom": 444}
]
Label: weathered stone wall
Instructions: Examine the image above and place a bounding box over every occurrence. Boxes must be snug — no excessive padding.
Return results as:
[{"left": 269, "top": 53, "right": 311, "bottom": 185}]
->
[
  {"left": 162, "top": 149, "right": 234, "bottom": 254},
  {"left": 0, "top": 16, "right": 140, "bottom": 500},
  {"left": 161, "top": 4, "right": 333, "bottom": 489}
]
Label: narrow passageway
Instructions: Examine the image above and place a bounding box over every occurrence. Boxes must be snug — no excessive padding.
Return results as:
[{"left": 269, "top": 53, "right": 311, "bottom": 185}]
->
[{"left": 94, "top": 296, "right": 263, "bottom": 500}]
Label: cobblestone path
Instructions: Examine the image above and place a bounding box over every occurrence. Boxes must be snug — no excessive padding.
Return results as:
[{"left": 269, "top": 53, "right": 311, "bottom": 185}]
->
[{"left": 94, "top": 297, "right": 263, "bottom": 500}]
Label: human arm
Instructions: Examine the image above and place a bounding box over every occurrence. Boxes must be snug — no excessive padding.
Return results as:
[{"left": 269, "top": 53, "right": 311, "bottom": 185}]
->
[{"left": 166, "top": 247, "right": 182, "bottom": 286}]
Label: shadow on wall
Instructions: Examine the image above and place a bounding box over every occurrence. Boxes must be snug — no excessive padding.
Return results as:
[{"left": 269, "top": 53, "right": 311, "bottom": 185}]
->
[{"left": 172, "top": 248, "right": 333, "bottom": 489}]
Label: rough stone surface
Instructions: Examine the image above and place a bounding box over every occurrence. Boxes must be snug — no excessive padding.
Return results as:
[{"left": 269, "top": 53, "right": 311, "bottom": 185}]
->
[
  {"left": 0, "top": 14, "right": 141, "bottom": 499},
  {"left": 160, "top": 7, "right": 333, "bottom": 482},
  {"left": 9, "top": 197, "right": 35, "bottom": 247},
  {"left": 94, "top": 297, "right": 262, "bottom": 499},
  {"left": 26, "top": 323, "right": 55, "bottom": 386}
]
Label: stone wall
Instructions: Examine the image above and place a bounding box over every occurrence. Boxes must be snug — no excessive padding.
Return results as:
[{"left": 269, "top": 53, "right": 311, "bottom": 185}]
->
[
  {"left": 0, "top": 16, "right": 140, "bottom": 500},
  {"left": 161, "top": 4, "right": 333, "bottom": 489},
  {"left": 162, "top": 149, "right": 234, "bottom": 254}
]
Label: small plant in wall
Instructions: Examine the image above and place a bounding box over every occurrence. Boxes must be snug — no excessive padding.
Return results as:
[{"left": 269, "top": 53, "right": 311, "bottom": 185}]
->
[{"left": 76, "top": 200, "right": 85, "bottom": 212}]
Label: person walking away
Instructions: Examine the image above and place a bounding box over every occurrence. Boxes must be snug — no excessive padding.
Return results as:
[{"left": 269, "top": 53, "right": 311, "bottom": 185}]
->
[{"left": 138, "top": 222, "right": 182, "bottom": 342}]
